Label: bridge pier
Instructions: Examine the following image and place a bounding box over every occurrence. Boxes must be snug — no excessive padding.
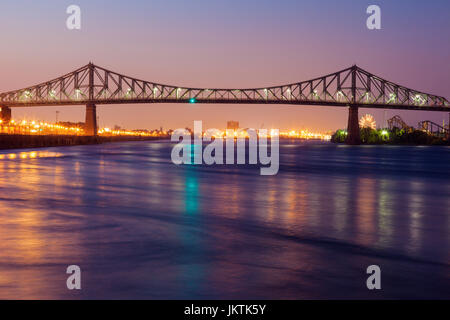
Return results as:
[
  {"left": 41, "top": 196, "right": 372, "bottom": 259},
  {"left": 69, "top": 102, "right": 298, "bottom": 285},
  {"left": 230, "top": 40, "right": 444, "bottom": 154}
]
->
[
  {"left": 345, "top": 105, "right": 361, "bottom": 145},
  {"left": 85, "top": 103, "right": 98, "bottom": 136},
  {"left": 0, "top": 106, "right": 11, "bottom": 123}
]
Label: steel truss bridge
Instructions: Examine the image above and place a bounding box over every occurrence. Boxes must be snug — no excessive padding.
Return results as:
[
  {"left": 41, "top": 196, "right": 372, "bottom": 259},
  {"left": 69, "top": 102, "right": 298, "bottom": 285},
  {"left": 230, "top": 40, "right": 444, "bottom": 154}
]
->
[{"left": 0, "top": 63, "right": 449, "bottom": 143}]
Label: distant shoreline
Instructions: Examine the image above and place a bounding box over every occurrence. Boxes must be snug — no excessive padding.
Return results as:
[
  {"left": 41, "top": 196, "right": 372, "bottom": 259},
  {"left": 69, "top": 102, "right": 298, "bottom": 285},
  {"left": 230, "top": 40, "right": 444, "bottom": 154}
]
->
[
  {"left": 331, "top": 128, "right": 450, "bottom": 146},
  {"left": 0, "top": 134, "right": 170, "bottom": 151}
]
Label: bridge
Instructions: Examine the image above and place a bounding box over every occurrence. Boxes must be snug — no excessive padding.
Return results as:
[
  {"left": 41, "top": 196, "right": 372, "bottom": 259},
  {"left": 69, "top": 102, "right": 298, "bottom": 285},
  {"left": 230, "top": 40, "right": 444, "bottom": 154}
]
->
[{"left": 0, "top": 63, "right": 448, "bottom": 144}]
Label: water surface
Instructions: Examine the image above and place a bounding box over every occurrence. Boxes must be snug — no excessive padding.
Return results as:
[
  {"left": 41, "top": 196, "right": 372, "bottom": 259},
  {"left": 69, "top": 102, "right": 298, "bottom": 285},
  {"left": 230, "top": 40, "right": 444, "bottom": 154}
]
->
[{"left": 0, "top": 141, "right": 449, "bottom": 299}]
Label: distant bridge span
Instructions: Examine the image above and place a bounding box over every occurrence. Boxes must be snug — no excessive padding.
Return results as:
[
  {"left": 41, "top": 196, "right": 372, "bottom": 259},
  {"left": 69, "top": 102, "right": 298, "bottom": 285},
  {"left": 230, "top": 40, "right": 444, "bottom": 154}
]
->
[{"left": 0, "top": 63, "right": 448, "bottom": 143}]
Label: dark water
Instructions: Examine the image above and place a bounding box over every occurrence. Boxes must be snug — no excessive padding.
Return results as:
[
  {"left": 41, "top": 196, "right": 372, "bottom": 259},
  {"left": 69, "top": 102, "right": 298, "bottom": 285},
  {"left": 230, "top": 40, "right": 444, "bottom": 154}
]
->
[{"left": 0, "top": 141, "right": 449, "bottom": 299}]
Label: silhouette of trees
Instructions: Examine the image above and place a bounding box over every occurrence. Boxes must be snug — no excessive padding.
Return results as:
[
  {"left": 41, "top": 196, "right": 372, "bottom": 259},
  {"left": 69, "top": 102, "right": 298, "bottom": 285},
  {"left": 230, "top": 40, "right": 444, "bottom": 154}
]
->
[{"left": 331, "top": 128, "right": 449, "bottom": 145}]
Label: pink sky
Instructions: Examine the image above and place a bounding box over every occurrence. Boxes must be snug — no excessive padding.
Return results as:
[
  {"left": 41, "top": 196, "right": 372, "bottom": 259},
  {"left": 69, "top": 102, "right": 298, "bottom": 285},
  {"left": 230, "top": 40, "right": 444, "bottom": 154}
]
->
[{"left": 0, "top": 0, "right": 448, "bottom": 131}]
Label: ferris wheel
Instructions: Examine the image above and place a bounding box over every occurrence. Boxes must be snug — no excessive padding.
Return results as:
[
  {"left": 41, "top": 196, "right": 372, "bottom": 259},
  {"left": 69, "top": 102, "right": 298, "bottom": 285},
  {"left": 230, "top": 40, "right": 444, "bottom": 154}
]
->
[{"left": 359, "top": 114, "right": 377, "bottom": 129}]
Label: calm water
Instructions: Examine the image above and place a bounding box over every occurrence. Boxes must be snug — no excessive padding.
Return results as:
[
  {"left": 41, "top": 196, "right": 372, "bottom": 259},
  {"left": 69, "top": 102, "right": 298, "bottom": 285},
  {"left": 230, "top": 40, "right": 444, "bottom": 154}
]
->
[{"left": 0, "top": 141, "right": 449, "bottom": 299}]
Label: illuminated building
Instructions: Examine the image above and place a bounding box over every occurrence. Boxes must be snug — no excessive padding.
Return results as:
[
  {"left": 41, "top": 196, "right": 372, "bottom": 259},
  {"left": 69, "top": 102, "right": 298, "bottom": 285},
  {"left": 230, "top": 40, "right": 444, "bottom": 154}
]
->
[{"left": 227, "top": 121, "right": 239, "bottom": 130}]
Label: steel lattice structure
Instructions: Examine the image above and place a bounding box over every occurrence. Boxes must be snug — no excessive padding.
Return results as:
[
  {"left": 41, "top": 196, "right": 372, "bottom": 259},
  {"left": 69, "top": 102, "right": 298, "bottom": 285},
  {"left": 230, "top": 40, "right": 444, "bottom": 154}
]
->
[
  {"left": 387, "top": 115, "right": 413, "bottom": 131},
  {"left": 418, "top": 120, "right": 449, "bottom": 136},
  {"left": 0, "top": 63, "right": 448, "bottom": 111}
]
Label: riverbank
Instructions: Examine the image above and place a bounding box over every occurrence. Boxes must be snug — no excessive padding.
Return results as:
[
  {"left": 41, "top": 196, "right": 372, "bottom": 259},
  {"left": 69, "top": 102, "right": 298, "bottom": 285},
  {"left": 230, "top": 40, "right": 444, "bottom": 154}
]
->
[
  {"left": 331, "top": 128, "right": 450, "bottom": 145},
  {"left": 0, "top": 134, "right": 170, "bottom": 150}
]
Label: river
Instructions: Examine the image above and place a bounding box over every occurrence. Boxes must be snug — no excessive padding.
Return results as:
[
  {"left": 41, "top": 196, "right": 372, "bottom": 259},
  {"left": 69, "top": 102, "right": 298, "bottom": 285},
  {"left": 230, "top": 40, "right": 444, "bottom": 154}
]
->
[{"left": 0, "top": 141, "right": 449, "bottom": 299}]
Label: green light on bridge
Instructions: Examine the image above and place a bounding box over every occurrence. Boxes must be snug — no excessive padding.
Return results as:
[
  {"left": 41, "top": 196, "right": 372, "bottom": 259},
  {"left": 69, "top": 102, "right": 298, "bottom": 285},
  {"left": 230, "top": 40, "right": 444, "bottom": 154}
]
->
[{"left": 189, "top": 98, "right": 197, "bottom": 104}]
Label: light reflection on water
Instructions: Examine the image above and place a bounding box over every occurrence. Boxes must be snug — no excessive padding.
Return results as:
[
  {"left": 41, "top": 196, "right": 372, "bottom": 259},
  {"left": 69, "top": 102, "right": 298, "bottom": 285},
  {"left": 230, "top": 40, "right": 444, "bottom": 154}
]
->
[
  {"left": 0, "top": 142, "right": 449, "bottom": 299},
  {"left": 0, "top": 151, "right": 63, "bottom": 160}
]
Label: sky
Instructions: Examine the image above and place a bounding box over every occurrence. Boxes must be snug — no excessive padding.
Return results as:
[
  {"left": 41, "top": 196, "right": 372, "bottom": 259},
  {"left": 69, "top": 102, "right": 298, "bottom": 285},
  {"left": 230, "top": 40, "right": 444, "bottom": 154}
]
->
[{"left": 0, "top": 0, "right": 449, "bottom": 131}]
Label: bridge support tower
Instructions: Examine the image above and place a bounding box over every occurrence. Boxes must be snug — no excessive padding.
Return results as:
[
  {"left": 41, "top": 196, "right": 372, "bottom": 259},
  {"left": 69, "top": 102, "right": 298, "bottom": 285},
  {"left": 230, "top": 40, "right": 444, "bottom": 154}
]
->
[
  {"left": 0, "top": 106, "right": 11, "bottom": 123},
  {"left": 345, "top": 105, "right": 361, "bottom": 145},
  {"left": 85, "top": 103, "right": 97, "bottom": 136}
]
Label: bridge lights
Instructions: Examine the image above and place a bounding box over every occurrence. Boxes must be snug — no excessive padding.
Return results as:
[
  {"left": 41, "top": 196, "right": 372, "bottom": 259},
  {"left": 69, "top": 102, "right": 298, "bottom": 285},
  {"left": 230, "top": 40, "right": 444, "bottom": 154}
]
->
[
  {"left": 387, "top": 93, "right": 397, "bottom": 104},
  {"left": 125, "top": 88, "right": 133, "bottom": 98},
  {"left": 313, "top": 90, "right": 319, "bottom": 100},
  {"left": 22, "top": 90, "right": 32, "bottom": 100},
  {"left": 336, "top": 91, "right": 344, "bottom": 101},
  {"left": 75, "top": 88, "right": 81, "bottom": 99},
  {"left": 413, "top": 94, "right": 426, "bottom": 106},
  {"left": 422, "top": 95, "right": 428, "bottom": 106},
  {"left": 365, "top": 92, "right": 371, "bottom": 102},
  {"left": 189, "top": 98, "right": 197, "bottom": 104}
]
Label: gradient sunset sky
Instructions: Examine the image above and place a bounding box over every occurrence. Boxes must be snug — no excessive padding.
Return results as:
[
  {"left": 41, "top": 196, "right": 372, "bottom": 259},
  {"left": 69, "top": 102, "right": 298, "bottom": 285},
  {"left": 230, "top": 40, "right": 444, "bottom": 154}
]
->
[{"left": 0, "top": 0, "right": 449, "bottom": 131}]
